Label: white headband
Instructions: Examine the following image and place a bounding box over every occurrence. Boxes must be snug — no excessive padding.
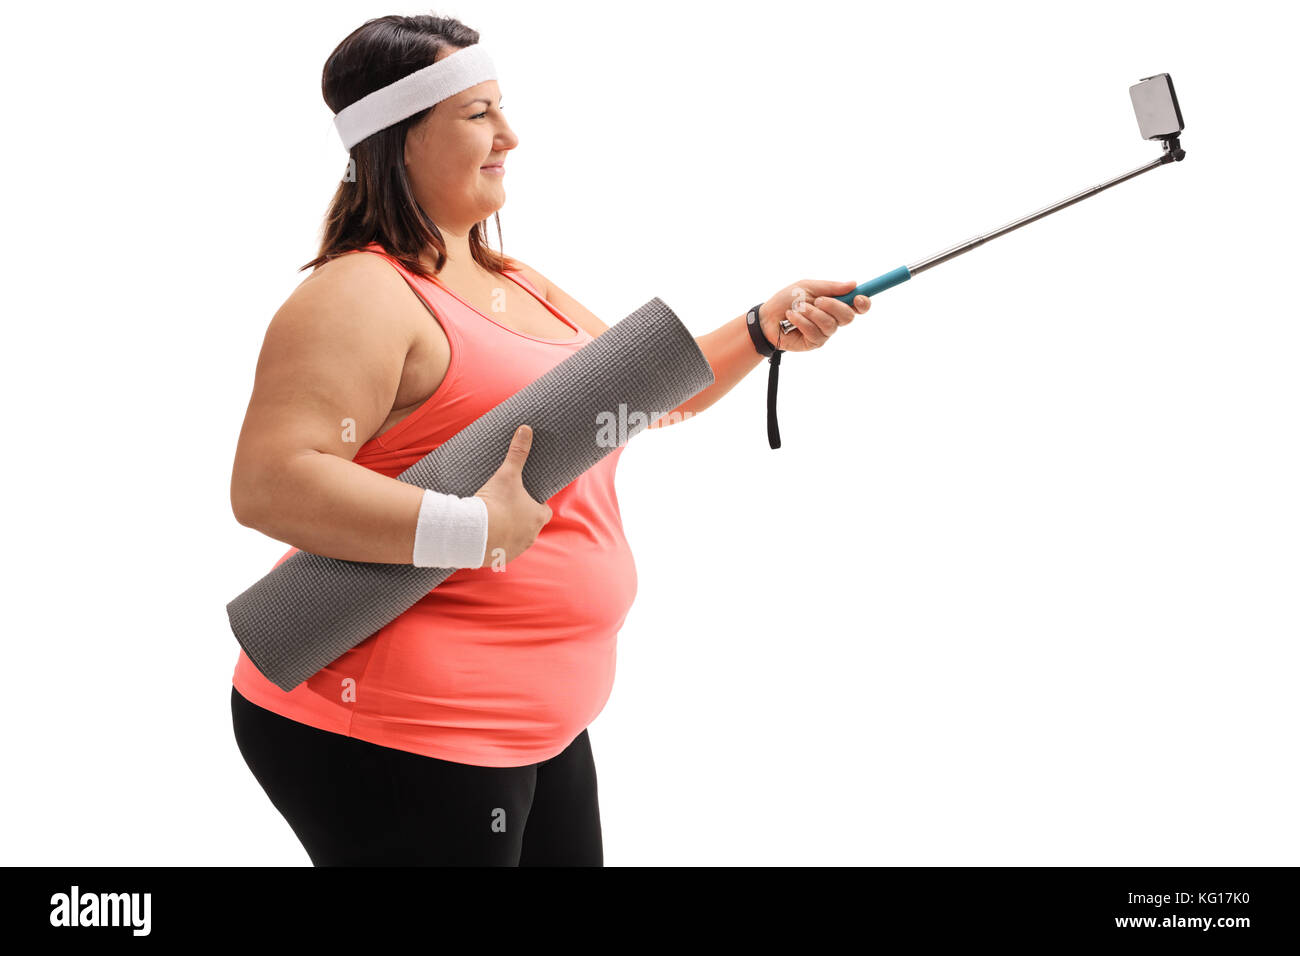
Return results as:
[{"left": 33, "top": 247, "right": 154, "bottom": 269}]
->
[{"left": 332, "top": 45, "right": 498, "bottom": 151}]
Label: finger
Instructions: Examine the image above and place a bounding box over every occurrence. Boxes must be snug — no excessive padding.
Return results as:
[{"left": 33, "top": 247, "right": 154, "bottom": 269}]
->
[
  {"left": 814, "top": 295, "right": 858, "bottom": 327},
  {"left": 785, "top": 303, "right": 831, "bottom": 346},
  {"left": 780, "top": 305, "right": 814, "bottom": 342},
  {"left": 794, "top": 299, "right": 837, "bottom": 338}
]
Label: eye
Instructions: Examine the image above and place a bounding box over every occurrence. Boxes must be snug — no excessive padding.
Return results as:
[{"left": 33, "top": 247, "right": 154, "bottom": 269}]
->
[{"left": 470, "top": 105, "right": 503, "bottom": 120}]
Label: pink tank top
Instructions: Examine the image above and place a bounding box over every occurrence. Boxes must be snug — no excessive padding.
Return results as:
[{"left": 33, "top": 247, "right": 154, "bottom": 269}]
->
[{"left": 231, "top": 243, "right": 638, "bottom": 767}]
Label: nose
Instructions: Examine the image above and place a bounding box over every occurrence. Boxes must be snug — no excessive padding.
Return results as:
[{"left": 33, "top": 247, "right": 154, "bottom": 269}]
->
[{"left": 497, "top": 118, "right": 519, "bottom": 151}]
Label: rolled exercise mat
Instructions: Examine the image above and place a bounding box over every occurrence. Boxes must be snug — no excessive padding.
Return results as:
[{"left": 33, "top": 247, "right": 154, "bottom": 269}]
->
[{"left": 227, "top": 296, "right": 714, "bottom": 691}]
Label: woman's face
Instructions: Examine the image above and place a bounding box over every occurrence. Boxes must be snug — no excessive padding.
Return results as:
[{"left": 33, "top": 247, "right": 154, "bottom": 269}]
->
[{"left": 403, "top": 77, "right": 517, "bottom": 231}]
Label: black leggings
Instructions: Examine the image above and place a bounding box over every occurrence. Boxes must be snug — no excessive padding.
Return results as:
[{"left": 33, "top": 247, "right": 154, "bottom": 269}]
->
[{"left": 230, "top": 687, "right": 602, "bottom": 866}]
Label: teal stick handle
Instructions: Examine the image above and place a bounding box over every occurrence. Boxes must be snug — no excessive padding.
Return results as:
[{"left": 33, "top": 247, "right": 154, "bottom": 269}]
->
[{"left": 834, "top": 265, "right": 912, "bottom": 304}]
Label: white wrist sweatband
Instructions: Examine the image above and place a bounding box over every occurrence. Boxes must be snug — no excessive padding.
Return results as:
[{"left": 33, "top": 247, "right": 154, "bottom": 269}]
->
[{"left": 412, "top": 490, "right": 489, "bottom": 569}]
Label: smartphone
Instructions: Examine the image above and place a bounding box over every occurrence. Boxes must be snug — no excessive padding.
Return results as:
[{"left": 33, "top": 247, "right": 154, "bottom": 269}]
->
[{"left": 1130, "top": 73, "right": 1184, "bottom": 142}]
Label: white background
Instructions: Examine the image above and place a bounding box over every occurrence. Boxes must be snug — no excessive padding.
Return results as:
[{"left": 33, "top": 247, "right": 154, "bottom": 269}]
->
[{"left": 2, "top": 0, "right": 1296, "bottom": 866}]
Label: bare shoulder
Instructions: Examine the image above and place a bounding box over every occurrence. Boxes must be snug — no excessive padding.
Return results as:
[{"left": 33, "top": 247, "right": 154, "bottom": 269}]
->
[
  {"left": 293, "top": 249, "right": 413, "bottom": 308},
  {"left": 507, "top": 259, "right": 610, "bottom": 337},
  {"left": 255, "top": 251, "right": 428, "bottom": 390},
  {"left": 233, "top": 250, "right": 424, "bottom": 495},
  {"left": 508, "top": 259, "right": 552, "bottom": 298},
  {"left": 271, "top": 250, "right": 428, "bottom": 340}
]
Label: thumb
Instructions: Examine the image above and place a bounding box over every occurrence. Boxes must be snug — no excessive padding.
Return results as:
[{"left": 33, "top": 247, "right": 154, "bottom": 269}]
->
[{"left": 502, "top": 424, "right": 533, "bottom": 472}]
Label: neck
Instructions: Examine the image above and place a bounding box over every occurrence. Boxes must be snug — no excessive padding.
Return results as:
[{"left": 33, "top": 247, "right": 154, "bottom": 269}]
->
[{"left": 425, "top": 220, "right": 482, "bottom": 276}]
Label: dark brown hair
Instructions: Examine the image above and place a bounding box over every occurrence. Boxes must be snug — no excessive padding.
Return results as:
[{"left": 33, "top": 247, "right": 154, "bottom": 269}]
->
[{"left": 300, "top": 14, "right": 518, "bottom": 279}]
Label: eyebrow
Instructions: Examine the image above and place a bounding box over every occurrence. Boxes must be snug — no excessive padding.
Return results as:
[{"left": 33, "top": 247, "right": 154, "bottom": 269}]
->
[{"left": 462, "top": 96, "right": 503, "bottom": 108}]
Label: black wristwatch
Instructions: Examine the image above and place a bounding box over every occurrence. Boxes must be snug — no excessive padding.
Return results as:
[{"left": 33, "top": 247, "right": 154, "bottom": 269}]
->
[{"left": 745, "top": 303, "right": 784, "bottom": 449}]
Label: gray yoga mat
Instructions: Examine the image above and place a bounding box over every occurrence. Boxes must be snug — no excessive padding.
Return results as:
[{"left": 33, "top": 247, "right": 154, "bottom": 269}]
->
[{"left": 227, "top": 296, "right": 714, "bottom": 691}]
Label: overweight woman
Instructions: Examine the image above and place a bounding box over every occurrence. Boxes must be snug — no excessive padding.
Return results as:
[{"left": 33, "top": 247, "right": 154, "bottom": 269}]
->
[{"left": 228, "top": 13, "right": 871, "bottom": 867}]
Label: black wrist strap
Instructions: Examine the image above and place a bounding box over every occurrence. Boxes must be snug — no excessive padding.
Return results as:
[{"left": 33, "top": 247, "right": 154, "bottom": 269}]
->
[{"left": 745, "top": 303, "right": 784, "bottom": 449}]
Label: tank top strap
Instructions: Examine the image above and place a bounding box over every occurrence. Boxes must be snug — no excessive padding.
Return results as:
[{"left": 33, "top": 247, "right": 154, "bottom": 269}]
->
[{"left": 352, "top": 242, "right": 478, "bottom": 352}]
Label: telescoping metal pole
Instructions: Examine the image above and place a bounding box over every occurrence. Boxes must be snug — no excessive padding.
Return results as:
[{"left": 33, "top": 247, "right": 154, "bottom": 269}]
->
[{"left": 778, "top": 146, "right": 1182, "bottom": 335}]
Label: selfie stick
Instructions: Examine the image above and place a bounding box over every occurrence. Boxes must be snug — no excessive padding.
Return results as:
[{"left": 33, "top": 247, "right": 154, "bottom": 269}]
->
[{"left": 778, "top": 73, "right": 1187, "bottom": 334}]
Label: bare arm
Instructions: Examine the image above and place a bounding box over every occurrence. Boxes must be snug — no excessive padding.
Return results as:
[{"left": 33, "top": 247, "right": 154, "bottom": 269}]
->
[
  {"left": 660, "top": 310, "right": 765, "bottom": 421},
  {"left": 521, "top": 265, "right": 763, "bottom": 429},
  {"left": 229, "top": 253, "right": 432, "bottom": 564}
]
